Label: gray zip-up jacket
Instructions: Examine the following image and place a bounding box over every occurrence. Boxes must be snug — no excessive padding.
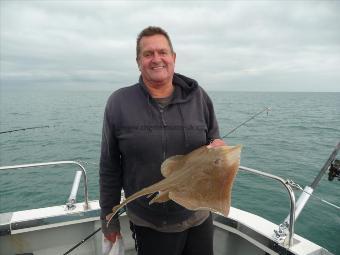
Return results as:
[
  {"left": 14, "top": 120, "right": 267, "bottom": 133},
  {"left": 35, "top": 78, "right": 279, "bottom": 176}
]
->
[{"left": 99, "top": 73, "right": 220, "bottom": 228}]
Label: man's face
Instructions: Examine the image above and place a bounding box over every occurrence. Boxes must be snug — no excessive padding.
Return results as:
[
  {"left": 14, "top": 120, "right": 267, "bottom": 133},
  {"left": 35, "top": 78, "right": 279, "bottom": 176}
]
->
[{"left": 137, "top": 34, "right": 176, "bottom": 87}]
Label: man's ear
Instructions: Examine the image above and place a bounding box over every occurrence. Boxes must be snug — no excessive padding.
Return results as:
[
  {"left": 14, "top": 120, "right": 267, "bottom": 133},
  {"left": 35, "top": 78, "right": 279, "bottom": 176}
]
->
[{"left": 136, "top": 57, "right": 141, "bottom": 71}]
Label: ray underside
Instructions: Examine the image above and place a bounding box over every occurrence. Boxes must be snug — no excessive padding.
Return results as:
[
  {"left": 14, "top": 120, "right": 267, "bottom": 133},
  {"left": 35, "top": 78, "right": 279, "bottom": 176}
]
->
[{"left": 107, "top": 145, "right": 242, "bottom": 225}]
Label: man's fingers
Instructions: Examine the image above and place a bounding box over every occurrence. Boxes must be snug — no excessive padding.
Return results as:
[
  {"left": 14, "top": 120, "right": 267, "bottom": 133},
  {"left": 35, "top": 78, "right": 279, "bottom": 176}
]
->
[{"left": 207, "top": 139, "right": 226, "bottom": 148}]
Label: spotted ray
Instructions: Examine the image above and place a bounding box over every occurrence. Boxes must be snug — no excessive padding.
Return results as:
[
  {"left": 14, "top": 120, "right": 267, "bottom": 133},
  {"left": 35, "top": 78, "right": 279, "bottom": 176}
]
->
[{"left": 107, "top": 144, "right": 242, "bottom": 225}]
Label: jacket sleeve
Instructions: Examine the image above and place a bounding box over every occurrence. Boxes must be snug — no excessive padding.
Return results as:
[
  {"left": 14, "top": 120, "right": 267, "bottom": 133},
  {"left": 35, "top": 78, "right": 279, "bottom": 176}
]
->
[
  {"left": 203, "top": 91, "right": 220, "bottom": 142},
  {"left": 99, "top": 97, "right": 123, "bottom": 222}
]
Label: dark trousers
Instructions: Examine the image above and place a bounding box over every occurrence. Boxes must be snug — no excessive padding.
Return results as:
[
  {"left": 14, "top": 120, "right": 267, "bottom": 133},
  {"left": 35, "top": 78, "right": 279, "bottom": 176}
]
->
[{"left": 131, "top": 213, "right": 214, "bottom": 255}]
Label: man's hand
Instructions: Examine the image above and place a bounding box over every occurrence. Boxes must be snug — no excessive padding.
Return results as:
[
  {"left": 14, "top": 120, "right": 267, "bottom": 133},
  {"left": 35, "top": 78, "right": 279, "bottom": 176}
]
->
[
  {"left": 101, "top": 218, "right": 121, "bottom": 243},
  {"left": 101, "top": 218, "right": 124, "bottom": 255},
  {"left": 207, "top": 138, "right": 226, "bottom": 148},
  {"left": 104, "top": 231, "right": 122, "bottom": 243}
]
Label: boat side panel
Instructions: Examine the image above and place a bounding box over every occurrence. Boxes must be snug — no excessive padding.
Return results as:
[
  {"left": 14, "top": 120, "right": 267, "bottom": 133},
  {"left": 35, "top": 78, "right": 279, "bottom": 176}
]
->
[{"left": 0, "top": 220, "right": 101, "bottom": 255}]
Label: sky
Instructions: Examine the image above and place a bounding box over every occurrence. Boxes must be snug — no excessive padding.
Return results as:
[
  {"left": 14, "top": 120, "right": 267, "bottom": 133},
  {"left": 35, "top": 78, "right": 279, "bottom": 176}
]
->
[{"left": 1, "top": 0, "right": 340, "bottom": 92}]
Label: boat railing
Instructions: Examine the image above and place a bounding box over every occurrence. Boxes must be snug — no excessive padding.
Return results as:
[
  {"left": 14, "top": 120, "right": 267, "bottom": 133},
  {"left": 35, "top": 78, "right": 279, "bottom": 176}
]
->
[
  {"left": 239, "top": 165, "right": 296, "bottom": 248},
  {"left": 0, "top": 161, "right": 89, "bottom": 210},
  {"left": 0, "top": 162, "right": 296, "bottom": 247}
]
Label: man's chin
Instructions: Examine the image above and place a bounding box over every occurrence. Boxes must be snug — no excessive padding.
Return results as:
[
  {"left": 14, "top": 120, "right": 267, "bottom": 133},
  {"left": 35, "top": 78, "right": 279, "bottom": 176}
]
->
[{"left": 146, "top": 76, "right": 171, "bottom": 85}]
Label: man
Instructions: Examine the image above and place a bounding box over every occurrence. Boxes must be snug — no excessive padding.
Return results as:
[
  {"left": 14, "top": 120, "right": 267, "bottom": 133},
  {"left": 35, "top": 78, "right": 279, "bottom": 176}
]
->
[{"left": 100, "top": 26, "right": 224, "bottom": 255}]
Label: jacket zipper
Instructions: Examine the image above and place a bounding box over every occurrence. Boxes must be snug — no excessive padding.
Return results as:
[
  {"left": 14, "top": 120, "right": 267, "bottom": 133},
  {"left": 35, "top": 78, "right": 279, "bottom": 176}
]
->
[
  {"left": 159, "top": 108, "right": 167, "bottom": 161},
  {"left": 159, "top": 107, "right": 168, "bottom": 224}
]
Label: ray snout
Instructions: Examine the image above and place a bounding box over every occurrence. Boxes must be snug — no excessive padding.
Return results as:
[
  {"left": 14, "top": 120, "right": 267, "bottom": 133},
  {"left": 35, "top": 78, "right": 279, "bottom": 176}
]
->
[
  {"left": 227, "top": 144, "right": 242, "bottom": 160},
  {"left": 212, "top": 144, "right": 242, "bottom": 156},
  {"left": 218, "top": 144, "right": 242, "bottom": 162}
]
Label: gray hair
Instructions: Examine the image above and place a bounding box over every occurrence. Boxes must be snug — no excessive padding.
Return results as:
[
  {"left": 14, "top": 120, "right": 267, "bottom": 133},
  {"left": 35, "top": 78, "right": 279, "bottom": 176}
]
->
[{"left": 136, "top": 26, "right": 174, "bottom": 60}]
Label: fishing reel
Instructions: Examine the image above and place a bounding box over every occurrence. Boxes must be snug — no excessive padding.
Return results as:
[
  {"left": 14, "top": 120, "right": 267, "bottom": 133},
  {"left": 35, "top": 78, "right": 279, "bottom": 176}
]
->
[{"left": 328, "top": 159, "right": 340, "bottom": 181}]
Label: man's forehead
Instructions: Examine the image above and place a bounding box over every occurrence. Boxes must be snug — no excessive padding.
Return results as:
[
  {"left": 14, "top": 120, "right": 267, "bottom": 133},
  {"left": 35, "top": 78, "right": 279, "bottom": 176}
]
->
[{"left": 140, "top": 35, "right": 171, "bottom": 51}]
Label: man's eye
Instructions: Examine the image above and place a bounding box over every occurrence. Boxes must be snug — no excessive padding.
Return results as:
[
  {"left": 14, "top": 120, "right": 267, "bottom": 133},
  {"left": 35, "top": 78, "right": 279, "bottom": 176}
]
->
[{"left": 144, "top": 52, "right": 152, "bottom": 57}]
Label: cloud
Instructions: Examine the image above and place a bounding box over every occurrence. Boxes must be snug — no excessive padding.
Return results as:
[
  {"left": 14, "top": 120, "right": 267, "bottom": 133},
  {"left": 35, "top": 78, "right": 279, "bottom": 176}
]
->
[{"left": 1, "top": 1, "right": 339, "bottom": 91}]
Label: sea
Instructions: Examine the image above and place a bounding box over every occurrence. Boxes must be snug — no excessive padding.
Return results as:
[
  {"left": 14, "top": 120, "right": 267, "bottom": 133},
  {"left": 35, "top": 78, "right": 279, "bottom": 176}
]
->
[{"left": 0, "top": 87, "right": 339, "bottom": 254}]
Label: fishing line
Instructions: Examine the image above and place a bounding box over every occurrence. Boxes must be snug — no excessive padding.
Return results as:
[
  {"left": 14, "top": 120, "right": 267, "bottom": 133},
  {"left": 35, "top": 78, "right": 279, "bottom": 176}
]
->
[
  {"left": 77, "top": 107, "right": 271, "bottom": 167},
  {"left": 222, "top": 107, "right": 271, "bottom": 138},
  {"left": 0, "top": 125, "right": 50, "bottom": 134},
  {"left": 294, "top": 183, "right": 340, "bottom": 210},
  {"left": 0, "top": 107, "right": 269, "bottom": 136}
]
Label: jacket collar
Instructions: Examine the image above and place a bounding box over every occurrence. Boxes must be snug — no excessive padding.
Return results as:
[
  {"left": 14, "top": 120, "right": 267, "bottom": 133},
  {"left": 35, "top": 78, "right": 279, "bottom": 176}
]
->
[{"left": 138, "top": 73, "right": 198, "bottom": 104}]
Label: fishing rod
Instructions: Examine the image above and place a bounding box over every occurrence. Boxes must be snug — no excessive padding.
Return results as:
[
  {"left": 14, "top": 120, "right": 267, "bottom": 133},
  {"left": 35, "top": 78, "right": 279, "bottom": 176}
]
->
[
  {"left": 328, "top": 158, "right": 340, "bottom": 181},
  {"left": 63, "top": 207, "right": 126, "bottom": 255},
  {"left": 287, "top": 141, "right": 340, "bottom": 222},
  {"left": 0, "top": 125, "right": 50, "bottom": 134},
  {"left": 274, "top": 142, "right": 340, "bottom": 244},
  {"left": 222, "top": 107, "right": 271, "bottom": 138}
]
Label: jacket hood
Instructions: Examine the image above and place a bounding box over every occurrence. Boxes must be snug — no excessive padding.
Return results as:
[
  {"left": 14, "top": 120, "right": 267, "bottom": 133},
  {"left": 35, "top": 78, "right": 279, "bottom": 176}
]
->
[
  {"left": 139, "top": 73, "right": 199, "bottom": 104},
  {"left": 172, "top": 73, "right": 199, "bottom": 103}
]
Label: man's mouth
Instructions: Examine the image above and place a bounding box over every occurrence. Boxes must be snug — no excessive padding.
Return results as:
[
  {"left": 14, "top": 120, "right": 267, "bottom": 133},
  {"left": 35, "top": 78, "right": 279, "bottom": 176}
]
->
[{"left": 152, "top": 65, "right": 165, "bottom": 70}]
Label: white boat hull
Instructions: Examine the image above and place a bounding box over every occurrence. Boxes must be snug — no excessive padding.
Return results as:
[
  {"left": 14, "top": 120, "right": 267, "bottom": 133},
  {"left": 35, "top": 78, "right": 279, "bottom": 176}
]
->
[{"left": 0, "top": 200, "right": 333, "bottom": 255}]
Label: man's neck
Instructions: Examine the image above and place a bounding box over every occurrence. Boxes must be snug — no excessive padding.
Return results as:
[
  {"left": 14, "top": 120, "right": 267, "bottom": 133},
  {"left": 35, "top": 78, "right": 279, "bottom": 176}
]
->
[{"left": 144, "top": 81, "right": 174, "bottom": 98}]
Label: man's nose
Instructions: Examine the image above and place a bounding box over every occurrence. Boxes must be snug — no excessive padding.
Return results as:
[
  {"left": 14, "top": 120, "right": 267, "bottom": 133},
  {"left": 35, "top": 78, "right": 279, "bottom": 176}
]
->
[{"left": 152, "top": 52, "right": 162, "bottom": 62}]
